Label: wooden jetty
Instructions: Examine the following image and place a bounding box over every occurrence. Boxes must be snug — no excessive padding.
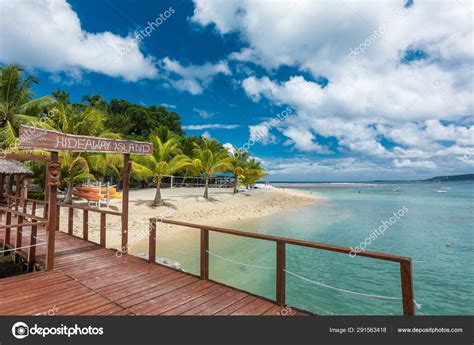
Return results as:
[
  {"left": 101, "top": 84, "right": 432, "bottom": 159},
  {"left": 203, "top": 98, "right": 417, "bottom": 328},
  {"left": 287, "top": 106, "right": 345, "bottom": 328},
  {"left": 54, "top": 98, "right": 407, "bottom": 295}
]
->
[
  {"left": 0, "top": 128, "right": 414, "bottom": 316},
  {"left": 0, "top": 226, "right": 308, "bottom": 316}
]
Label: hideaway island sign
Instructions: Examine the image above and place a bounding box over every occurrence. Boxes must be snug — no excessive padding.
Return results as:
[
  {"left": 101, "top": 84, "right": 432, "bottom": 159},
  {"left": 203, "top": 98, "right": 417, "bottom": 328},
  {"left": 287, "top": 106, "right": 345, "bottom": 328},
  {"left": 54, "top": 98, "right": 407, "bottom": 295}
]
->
[{"left": 19, "top": 125, "right": 153, "bottom": 155}]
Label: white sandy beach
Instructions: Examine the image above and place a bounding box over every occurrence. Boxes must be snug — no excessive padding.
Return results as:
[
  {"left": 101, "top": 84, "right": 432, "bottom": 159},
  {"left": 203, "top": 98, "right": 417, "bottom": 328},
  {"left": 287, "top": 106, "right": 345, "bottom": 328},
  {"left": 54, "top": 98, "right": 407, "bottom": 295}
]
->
[{"left": 60, "top": 185, "right": 320, "bottom": 249}]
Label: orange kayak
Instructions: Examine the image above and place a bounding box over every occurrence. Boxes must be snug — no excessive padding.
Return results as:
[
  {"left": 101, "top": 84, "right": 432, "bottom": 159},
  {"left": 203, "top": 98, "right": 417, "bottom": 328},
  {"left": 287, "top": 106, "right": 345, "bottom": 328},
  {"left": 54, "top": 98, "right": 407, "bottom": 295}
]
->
[{"left": 73, "top": 191, "right": 103, "bottom": 200}]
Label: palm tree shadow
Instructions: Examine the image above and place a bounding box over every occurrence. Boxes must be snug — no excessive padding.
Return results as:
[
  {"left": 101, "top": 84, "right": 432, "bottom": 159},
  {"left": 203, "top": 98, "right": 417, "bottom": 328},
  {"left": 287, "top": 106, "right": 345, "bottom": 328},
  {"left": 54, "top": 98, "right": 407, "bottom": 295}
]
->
[{"left": 132, "top": 199, "right": 178, "bottom": 209}]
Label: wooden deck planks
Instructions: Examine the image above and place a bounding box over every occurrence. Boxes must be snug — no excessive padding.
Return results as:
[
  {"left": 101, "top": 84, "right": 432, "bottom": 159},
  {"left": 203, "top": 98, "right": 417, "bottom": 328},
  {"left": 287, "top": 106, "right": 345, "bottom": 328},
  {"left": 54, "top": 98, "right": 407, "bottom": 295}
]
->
[{"left": 0, "top": 224, "right": 310, "bottom": 316}]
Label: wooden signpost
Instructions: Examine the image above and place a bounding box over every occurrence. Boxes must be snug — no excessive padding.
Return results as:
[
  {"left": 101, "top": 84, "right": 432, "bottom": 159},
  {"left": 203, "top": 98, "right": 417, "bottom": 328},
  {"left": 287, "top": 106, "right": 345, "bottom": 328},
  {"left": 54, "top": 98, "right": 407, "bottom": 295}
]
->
[
  {"left": 18, "top": 125, "right": 153, "bottom": 270},
  {"left": 19, "top": 125, "right": 153, "bottom": 155}
]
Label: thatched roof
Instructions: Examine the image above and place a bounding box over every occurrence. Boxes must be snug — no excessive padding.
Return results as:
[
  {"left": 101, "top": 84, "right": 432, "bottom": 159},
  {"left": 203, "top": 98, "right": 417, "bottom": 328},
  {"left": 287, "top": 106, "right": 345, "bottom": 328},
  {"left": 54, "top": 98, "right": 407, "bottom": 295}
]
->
[{"left": 0, "top": 160, "right": 33, "bottom": 175}]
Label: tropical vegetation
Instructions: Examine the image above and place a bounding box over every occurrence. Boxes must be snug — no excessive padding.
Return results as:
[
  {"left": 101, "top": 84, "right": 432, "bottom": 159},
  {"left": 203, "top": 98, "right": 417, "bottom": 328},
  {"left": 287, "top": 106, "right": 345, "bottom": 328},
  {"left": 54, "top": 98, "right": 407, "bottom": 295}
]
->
[{"left": 0, "top": 64, "right": 267, "bottom": 205}]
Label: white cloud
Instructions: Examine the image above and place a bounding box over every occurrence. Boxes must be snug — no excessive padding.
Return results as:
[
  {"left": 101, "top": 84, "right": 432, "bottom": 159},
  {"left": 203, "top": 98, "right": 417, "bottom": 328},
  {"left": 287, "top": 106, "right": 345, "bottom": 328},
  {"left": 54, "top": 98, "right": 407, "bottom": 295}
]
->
[
  {"left": 161, "top": 57, "right": 231, "bottom": 94},
  {"left": 262, "top": 155, "right": 471, "bottom": 181},
  {"left": 249, "top": 123, "right": 278, "bottom": 145},
  {"left": 223, "top": 142, "right": 235, "bottom": 154},
  {"left": 201, "top": 131, "right": 212, "bottom": 139},
  {"left": 0, "top": 0, "right": 158, "bottom": 81},
  {"left": 193, "top": 107, "right": 215, "bottom": 119},
  {"left": 183, "top": 124, "right": 240, "bottom": 130},
  {"left": 192, "top": 0, "right": 473, "bottom": 176},
  {"left": 280, "top": 126, "right": 331, "bottom": 154},
  {"left": 392, "top": 159, "right": 437, "bottom": 170}
]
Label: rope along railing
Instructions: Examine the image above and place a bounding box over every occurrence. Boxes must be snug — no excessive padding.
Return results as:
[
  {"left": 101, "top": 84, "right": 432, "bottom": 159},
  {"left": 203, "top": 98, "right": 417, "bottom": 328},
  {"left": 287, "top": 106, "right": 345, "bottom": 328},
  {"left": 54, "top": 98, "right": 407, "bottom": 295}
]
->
[
  {"left": 207, "top": 248, "right": 421, "bottom": 308},
  {"left": 148, "top": 217, "right": 416, "bottom": 315},
  {"left": 157, "top": 241, "right": 421, "bottom": 309}
]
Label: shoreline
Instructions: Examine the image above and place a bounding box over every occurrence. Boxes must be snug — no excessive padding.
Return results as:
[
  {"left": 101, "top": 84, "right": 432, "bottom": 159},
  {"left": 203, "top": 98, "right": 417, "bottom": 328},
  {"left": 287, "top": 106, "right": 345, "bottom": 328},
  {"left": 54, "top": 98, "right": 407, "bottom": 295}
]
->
[{"left": 60, "top": 185, "right": 321, "bottom": 250}]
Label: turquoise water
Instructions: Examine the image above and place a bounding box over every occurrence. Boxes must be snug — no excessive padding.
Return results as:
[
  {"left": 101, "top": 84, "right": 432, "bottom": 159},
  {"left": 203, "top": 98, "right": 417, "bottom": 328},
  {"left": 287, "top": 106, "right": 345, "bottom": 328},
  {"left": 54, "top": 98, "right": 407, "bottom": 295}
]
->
[{"left": 153, "top": 182, "right": 474, "bottom": 315}]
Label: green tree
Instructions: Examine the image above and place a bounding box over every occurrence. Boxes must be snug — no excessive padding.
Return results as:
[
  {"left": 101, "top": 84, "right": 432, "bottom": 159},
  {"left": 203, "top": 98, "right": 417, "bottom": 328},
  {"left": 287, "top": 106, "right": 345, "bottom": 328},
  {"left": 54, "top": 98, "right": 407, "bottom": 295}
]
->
[
  {"left": 132, "top": 130, "right": 190, "bottom": 206},
  {"left": 224, "top": 148, "right": 249, "bottom": 194},
  {"left": 0, "top": 64, "right": 53, "bottom": 146},
  {"left": 106, "top": 99, "right": 184, "bottom": 139},
  {"left": 241, "top": 159, "right": 267, "bottom": 188},
  {"left": 189, "top": 139, "right": 231, "bottom": 199},
  {"left": 52, "top": 89, "right": 70, "bottom": 104}
]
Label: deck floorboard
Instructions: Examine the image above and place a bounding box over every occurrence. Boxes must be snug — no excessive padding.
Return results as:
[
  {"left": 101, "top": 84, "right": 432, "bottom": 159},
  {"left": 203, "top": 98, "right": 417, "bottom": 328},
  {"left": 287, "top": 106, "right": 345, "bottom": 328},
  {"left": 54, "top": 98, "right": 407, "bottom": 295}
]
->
[{"left": 0, "top": 225, "right": 310, "bottom": 316}]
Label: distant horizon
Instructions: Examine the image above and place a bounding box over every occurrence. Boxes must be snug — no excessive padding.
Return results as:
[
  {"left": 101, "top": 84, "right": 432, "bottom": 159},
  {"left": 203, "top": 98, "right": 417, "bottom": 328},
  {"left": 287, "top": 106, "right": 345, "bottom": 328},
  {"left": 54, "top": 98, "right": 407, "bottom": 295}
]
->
[{"left": 265, "top": 173, "right": 474, "bottom": 183}]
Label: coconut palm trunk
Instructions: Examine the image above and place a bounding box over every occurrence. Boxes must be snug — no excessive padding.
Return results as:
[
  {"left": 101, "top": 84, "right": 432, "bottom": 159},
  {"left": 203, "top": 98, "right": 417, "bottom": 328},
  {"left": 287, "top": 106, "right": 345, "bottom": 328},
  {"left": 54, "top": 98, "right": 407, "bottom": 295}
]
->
[
  {"left": 64, "top": 176, "right": 74, "bottom": 204},
  {"left": 233, "top": 175, "right": 238, "bottom": 194},
  {"left": 153, "top": 175, "right": 163, "bottom": 206},
  {"left": 204, "top": 175, "right": 209, "bottom": 199}
]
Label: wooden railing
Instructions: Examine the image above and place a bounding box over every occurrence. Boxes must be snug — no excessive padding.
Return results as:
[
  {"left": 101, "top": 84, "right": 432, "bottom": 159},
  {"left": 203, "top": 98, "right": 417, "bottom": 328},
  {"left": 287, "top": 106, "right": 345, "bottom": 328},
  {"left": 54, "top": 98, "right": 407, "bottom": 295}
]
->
[
  {"left": 148, "top": 218, "right": 415, "bottom": 316},
  {"left": 0, "top": 206, "right": 48, "bottom": 271},
  {"left": 6, "top": 195, "right": 46, "bottom": 218},
  {"left": 58, "top": 203, "right": 121, "bottom": 247}
]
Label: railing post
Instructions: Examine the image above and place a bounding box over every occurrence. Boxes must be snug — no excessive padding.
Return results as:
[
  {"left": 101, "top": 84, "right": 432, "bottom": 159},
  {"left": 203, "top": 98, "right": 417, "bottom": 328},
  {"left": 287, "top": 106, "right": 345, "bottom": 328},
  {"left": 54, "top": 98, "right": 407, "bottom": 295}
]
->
[
  {"left": 31, "top": 201, "right": 36, "bottom": 216},
  {"left": 46, "top": 151, "right": 59, "bottom": 271},
  {"left": 200, "top": 228, "right": 209, "bottom": 280},
  {"left": 100, "top": 212, "right": 106, "bottom": 247},
  {"left": 83, "top": 209, "right": 89, "bottom": 241},
  {"left": 276, "top": 241, "right": 286, "bottom": 306},
  {"left": 22, "top": 198, "right": 27, "bottom": 213},
  {"left": 27, "top": 219, "right": 38, "bottom": 272},
  {"left": 4, "top": 211, "right": 11, "bottom": 246},
  {"left": 400, "top": 260, "right": 414, "bottom": 316},
  {"left": 15, "top": 215, "right": 24, "bottom": 260},
  {"left": 0, "top": 174, "right": 4, "bottom": 205},
  {"left": 121, "top": 154, "right": 131, "bottom": 253},
  {"left": 68, "top": 207, "right": 73, "bottom": 235},
  {"left": 148, "top": 218, "right": 156, "bottom": 263}
]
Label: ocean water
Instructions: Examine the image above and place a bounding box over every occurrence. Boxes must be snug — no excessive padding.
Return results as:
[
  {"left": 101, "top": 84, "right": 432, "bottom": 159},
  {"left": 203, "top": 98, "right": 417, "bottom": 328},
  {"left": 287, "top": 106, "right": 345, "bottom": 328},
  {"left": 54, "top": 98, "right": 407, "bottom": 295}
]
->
[{"left": 150, "top": 182, "right": 474, "bottom": 315}]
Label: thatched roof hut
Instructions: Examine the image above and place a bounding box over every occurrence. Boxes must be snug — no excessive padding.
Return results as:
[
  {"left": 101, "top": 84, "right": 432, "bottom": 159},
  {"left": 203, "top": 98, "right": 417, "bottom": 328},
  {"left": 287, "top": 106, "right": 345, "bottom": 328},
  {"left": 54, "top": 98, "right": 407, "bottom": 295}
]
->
[{"left": 0, "top": 160, "right": 33, "bottom": 175}]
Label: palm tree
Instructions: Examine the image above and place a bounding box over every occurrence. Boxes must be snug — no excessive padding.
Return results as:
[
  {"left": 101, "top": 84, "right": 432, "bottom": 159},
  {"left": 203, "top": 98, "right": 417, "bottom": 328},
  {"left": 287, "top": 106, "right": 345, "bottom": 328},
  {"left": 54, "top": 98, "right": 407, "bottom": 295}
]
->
[
  {"left": 132, "top": 131, "right": 190, "bottom": 206},
  {"left": 189, "top": 139, "right": 231, "bottom": 199},
  {"left": 241, "top": 159, "right": 267, "bottom": 188},
  {"left": 224, "top": 148, "right": 249, "bottom": 194},
  {"left": 39, "top": 101, "right": 115, "bottom": 203},
  {"left": 0, "top": 64, "right": 53, "bottom": 146},
  {"left": 61, "top": 153, "right": 95, "bottom": 203}
]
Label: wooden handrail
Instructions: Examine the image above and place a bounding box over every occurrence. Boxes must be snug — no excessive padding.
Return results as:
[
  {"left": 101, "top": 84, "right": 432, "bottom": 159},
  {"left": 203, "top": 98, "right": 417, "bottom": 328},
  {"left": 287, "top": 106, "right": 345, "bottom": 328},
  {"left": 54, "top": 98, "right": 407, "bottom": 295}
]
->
[
  {"left": 7, "top": 195, "right": 46, "bottom": 205},
  {"left": 149, "top": 217, "right": 415, "bottom": 316},
  {"left": 152, "top": 218, "right": 411, "bottom": 263},
  {"left": 0, "top": 221, "right": 48, "bottom": 229},
  {"left": 0, "top": 206, "right": 47, "bottom": 221}
]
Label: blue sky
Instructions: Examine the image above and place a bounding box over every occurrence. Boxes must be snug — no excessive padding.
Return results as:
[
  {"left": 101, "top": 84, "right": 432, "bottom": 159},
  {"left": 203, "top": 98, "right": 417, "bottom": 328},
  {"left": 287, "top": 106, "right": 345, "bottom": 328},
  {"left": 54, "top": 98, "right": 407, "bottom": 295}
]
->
[{"left": 0, "top": 0, "right": 473, "bottom": 181}]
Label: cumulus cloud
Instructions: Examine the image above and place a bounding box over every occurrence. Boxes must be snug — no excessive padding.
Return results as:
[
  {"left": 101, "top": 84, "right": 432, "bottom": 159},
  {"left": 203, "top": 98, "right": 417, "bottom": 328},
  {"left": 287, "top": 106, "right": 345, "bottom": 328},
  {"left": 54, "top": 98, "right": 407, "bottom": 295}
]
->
[
  {"left": 249, "top": 123, "right": 278, "bottom": 145},
  {"left": 0, "top": 0, "right": 158, "bottom": 81},
  {"left": 161, "top": 57, "right": 231, "bottom": 94},
  {"left": 193, "top": 0, "right": 474, "bottom": 175}
]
